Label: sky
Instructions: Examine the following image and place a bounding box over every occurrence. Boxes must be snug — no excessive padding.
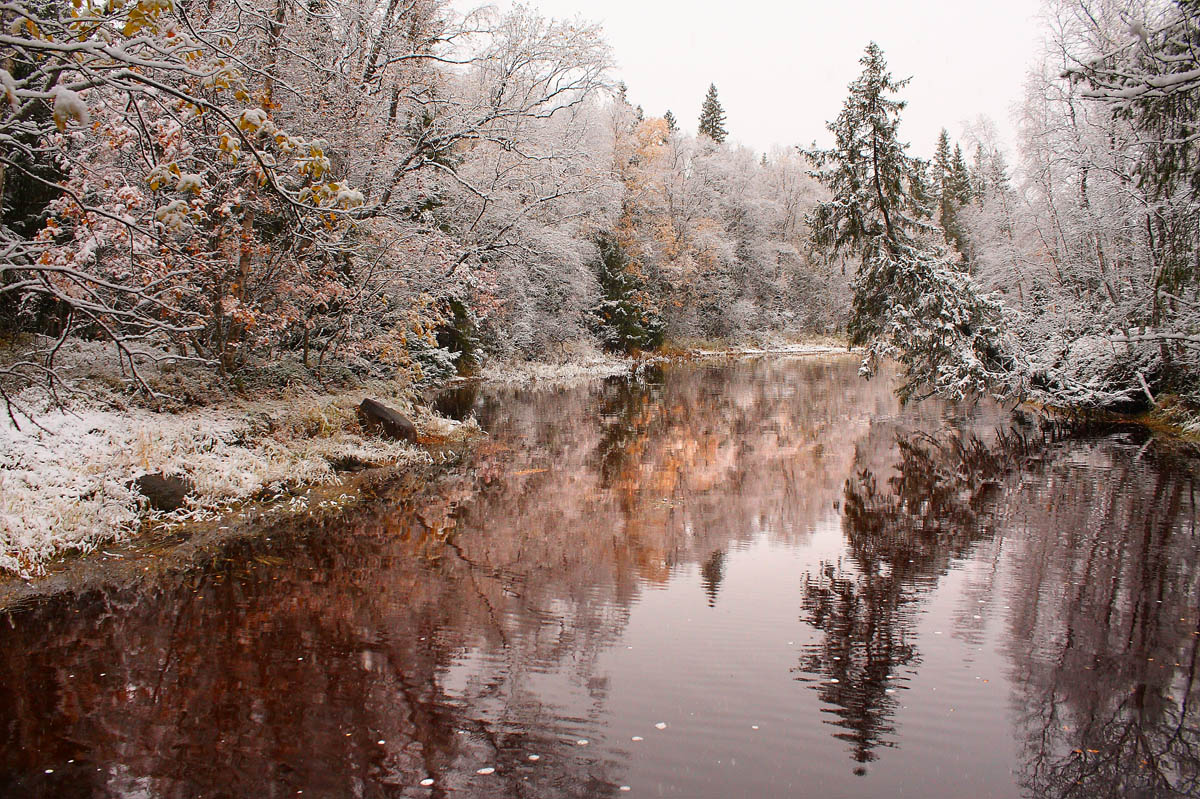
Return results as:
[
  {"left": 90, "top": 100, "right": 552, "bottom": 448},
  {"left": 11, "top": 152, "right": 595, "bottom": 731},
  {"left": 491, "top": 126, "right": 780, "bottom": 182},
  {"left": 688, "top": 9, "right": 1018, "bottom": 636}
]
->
[{"left": 492, "top": 0, "right": 1048, "bottom": 159}]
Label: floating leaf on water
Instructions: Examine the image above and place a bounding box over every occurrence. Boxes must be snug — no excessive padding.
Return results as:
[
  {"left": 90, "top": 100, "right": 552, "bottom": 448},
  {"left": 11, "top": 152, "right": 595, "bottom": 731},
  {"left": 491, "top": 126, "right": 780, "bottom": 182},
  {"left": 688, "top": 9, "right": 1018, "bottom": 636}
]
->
[
  {"left": 631, "top": 736, "right": 643, "bottom": 741},
  {"left": 528, "top": 754, "right": 540, "bottom": 761},
  {"left": 619, "top": 787, "right": 631, "bottom": 792},
  {"left": 654, "top": 722, "right": 667, "bottom": 730},
  {"left": 419, "top": 778, "right": 434, "bottom": 786},
  {"left": 576, "top": 739, "right": 589, "bottom": 746},
  {"left": 476, "top": 767, "right": 495, "bottom": 775}
]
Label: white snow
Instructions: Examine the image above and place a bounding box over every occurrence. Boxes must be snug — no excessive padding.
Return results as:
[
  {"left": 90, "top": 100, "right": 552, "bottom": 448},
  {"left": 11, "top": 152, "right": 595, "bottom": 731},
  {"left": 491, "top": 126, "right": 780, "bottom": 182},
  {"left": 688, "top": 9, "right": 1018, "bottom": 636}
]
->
[
  {"left": 0, "top": 342, "right": 478, "bottom": 577},
  {"left": 335, "top": 188, "right": 365, "bottom": 209},
  {"left": 0, "top": 69, "right": 16, "bottom": 110},
  {"left": 176, "top": 172, "right": 204, "bottom": 193},
  {"left": 238, "top": 108, "right": 269, "bottom": 131},
  {"left": 51, "top": 87, "right": 89, "bottom": 130}
]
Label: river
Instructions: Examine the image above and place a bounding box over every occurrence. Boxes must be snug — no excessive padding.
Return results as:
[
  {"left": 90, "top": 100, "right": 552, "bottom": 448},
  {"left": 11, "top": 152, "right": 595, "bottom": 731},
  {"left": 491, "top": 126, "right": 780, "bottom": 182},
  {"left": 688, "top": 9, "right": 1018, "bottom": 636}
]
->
[{"left": 1, "top": 355, "right": 1197, "bottom": 798}]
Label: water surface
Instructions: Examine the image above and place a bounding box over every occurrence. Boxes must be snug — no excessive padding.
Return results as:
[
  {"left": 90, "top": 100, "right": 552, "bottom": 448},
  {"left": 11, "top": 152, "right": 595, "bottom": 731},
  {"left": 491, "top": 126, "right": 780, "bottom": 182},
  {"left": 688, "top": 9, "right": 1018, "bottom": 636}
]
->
[{"left": 2, "top": 356, "right": 1197, "bottom": 798}]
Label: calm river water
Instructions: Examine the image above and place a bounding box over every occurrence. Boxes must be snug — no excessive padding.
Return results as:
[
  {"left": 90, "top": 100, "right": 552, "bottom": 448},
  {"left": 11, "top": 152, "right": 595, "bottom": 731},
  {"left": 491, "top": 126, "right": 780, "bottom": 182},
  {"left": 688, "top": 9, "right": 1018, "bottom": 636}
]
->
[{"left": 1, "top": 355, "right": 1198, "bottom": 798}]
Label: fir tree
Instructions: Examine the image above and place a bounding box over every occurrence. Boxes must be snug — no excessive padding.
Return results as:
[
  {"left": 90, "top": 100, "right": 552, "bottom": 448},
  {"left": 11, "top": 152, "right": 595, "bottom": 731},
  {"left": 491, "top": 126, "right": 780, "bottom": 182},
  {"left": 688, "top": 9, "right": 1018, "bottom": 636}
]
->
[
  {"left": 930, "top": 130, "right": 971, "bottom": 253},
  {"left": 933, "top": 129, "right": 953, "bottom": 187},
  {"left": 806, "top": 42, "right": 1012, "bottom": 401},
  {"left": 971, "top": 144, "right": 988, "bottom": 201},
  {"left": 949, "top": 144, "right": 972, "bottom": 204},
  {"left": 663, "top": 109, "right": 678, "bottom": 133},
  {"left": 909, "top": 158, "right": 936, "bottom": 221},
  {"left": 590, "top": 233, "right": 665, "bottom": 354},
  {"left": 932, "top": 129, "right": 954, "bottom": 226},
  {"left": 697, "top": 83, "right": 728, "bottom": 143},
  {"left": 805, "top": 43, "right": 924, "bottom": 261}
]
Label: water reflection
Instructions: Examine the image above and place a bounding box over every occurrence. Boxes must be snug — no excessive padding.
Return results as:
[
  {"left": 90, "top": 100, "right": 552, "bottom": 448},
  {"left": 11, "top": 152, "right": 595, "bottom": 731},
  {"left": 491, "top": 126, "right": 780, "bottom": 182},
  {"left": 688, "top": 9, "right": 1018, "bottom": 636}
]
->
[
  {"left": 1001, "top": 443, "right": 1200, "bottom": 799},
  {"left": 795, "top": 423, "right": 1199, "bottom": 796},
  {"left": 0, "top": 357, "right": 1196, "bottom": 798},
  {"left": 797, "top": 430, "right": 1033, "bottom": 763}
]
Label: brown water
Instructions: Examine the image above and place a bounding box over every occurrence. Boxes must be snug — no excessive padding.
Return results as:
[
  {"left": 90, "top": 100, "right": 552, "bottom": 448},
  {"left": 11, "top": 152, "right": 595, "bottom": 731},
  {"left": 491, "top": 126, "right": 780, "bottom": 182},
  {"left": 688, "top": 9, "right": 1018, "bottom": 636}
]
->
[{"left": 1, "top": 356, "right": 1198, "bottom": 799}]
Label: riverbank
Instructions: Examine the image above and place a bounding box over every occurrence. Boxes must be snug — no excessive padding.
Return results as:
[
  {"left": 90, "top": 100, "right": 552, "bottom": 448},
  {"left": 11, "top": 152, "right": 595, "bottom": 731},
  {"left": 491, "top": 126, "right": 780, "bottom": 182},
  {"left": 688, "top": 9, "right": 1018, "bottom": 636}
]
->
[
  {"left": 0, "top": 336, "right": 849, "bottom": 580},
  {"left": 0, "top": 339, "right": 642, "bottom": 578}
]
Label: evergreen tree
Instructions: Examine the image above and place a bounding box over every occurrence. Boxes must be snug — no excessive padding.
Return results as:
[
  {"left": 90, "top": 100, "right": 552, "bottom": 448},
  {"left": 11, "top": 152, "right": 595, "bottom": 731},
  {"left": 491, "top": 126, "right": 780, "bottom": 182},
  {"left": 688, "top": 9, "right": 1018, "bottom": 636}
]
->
[
  {"left": 949, "top": 144, "right": 972, "bottom": 204},
  {"left": 933, "top": 130, "right": 953, "bottom": 184},
  {"left": 932, "top": 129, "right": 954, "bottom": 226},
  {"left": 663, "top": 109, "right": 678, "bottom": 133},
  {"left": 590, "top": 233, "right": 665, "bottom": 354},
  {"left": 971, "top": 145, "right": 988, "bottom": 201},
  {"left": 805, "top": 43, "right": 924, "bottom": 261},
  {"left": 930, "top": 130, "right": 971, "bottom": 253},
  {"left": 697, "top": 83, "right": 728, "bottom": 143},
  {"left": 806, "top": 42, "right": 1012, "bottom": 401},
  {"left": 909, "top": 158, "right": 936, "bottom": 221}
]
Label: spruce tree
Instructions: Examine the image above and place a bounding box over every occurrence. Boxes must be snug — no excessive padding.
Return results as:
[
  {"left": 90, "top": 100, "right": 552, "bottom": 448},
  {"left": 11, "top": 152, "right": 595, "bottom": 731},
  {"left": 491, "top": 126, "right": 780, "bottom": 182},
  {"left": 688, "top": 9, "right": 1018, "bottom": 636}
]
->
[
  {"left": 933, "top": 129, "right": 952, "bottom": 188},
  {"left": 949, "top": 144, "right": 972, "bottom": 204},
  {"left": 933, "top": 129, "right": 954, "bottom": 228},
  {"left": 590, "top": 233, "right": 665, "bottom": 354},
  {"left": 971, "top": 145, "right": 988, "bottom": 201},
  {"left": 804, "top": 43, "right": 923, "bottom": 262},
  {"left": 663, "top": 109, "right": 678, "bottom": 133},
  {"left": 806, "top": 42, "right": 1011, "bottom": 401},
  {"left": 697, "top": 83, "right": 728, "bottom": 143},
  {"left": 931, "top": 130, "right": 970, "bottom": 253}
]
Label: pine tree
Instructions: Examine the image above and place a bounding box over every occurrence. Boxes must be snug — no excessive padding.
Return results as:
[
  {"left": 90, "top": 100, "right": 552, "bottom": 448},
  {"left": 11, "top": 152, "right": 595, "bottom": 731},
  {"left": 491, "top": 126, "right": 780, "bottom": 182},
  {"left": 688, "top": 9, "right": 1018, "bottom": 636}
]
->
[
  {"left": 697, "top": 83, "right": 728, "bottom": 143},
  {"left": 663, "top": 109, "right": 678, "bottom": 133},
  {"left": 806, "top": 42, "right": 1012, "bottom": 401}
]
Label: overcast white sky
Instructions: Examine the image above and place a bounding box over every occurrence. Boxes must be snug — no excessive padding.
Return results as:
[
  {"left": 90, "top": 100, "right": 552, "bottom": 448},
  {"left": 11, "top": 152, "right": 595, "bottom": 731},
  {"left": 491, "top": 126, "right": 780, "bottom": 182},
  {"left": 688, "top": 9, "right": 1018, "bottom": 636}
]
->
[{"left": 493, "top": 0, "right": 1048, "bottom": 158}]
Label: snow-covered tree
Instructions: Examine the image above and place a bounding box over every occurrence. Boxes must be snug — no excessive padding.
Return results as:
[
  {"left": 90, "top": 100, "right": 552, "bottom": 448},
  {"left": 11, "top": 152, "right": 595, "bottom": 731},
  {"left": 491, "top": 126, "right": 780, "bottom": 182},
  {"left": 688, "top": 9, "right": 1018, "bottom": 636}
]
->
[
  {"left": 697, "top": 84, "right": 728, "bottom": 143},
  {"left": 590, "top": 232, "right": 664, "bottom": 353},
  {"left": 806, "top": 42, "right": 1015, "bottom": 401}
]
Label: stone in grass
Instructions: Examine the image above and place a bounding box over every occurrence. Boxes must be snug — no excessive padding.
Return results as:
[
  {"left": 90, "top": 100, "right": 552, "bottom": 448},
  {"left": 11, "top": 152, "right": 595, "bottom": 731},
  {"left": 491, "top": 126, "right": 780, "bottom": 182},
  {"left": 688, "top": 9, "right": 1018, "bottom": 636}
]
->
[
  {"left": 357, "top": 398, "right": 418, "bottom": 443},
  {"left": 131, "top": 473, "right": 193, "bottom": 511}
]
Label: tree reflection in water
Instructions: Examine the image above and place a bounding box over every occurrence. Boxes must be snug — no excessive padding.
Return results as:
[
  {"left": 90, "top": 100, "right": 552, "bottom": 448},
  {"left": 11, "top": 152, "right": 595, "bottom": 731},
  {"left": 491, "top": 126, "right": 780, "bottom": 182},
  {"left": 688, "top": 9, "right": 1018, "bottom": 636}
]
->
[
  {"left": 797, "top": 425, "right": 1200, "bottom": 797},
  {"left": 1, "top": 359, "right": 1197, "bottom": 798},
  {"left": 798, "top": 429, "right": 1030, "bottom": 764},
  {"left": 1002, "top": 442, "right": 1199, "bottom": 799},
  {"left": 0, "top": 357, "right": 888, "bottom": 798}
]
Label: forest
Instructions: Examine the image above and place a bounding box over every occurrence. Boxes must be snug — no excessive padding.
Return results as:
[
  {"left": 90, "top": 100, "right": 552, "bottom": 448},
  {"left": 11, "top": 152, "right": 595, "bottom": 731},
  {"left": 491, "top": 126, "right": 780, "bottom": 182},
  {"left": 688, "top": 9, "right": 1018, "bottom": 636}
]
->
[{"left": 1, "top": 0, "right": 1198, "bottom": 421}]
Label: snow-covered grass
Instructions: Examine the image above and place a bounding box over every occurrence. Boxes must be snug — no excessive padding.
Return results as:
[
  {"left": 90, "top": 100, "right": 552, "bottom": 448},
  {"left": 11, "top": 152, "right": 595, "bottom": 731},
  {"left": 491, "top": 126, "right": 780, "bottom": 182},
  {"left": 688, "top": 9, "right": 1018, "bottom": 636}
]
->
[
  {"left": 659, "top": 333, "right": 850, "bottom": 360},
  {"left": 476, "top": 340, "right": 632, "bottom": 387},
  {"left": 0, "top": 348, "right": 478, "bottom": 577}
]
